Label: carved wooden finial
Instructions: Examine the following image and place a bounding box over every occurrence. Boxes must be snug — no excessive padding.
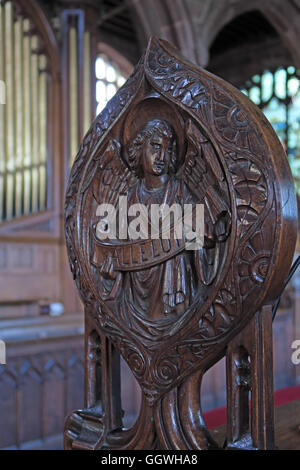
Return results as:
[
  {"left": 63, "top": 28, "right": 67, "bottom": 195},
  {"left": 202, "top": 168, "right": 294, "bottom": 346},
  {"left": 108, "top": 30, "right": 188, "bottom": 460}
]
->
[{"left": 64, "top": 37, "right": 297, "bottom": 450}]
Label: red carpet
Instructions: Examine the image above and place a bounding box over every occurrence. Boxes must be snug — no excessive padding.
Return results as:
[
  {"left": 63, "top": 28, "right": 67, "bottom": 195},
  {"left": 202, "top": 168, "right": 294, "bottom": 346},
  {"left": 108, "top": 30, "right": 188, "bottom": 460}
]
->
[{"left": 203, "top": 384, "right": 300, "bottom": 429}]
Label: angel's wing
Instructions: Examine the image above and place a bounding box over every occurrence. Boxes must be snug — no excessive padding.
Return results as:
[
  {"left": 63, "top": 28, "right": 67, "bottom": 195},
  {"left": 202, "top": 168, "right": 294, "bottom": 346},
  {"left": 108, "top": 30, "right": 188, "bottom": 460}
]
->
[
  {"left": 181, "top": 120, "right": 230, "bottom": 224},
  {"left": 92, "top": 138, "right": 137, "bottom": 207},
  {"left": 91, "top": 138, "right": 137, "bottom": 284}
]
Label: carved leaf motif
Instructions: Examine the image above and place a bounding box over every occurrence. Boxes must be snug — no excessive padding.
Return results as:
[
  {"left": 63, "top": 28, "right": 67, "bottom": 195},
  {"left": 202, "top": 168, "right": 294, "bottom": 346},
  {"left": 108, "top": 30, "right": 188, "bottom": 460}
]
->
[
  {"left": 64, "top": 38, "right": 287, "bottom": 405},
  {"left": 236, "top": 183, "right": 266, "bottom": 205},
  {"left": 228, "top": 160, "right": 262, "bottom": 183},
  {"left": 228, "top": 159, "right": 267, "bottom": 229},
  {"left": 237, "top": 206, "right": 259, "bottom": 225},
  {"left": 236, "top": 184, "right": 266, "bottom": 219}
]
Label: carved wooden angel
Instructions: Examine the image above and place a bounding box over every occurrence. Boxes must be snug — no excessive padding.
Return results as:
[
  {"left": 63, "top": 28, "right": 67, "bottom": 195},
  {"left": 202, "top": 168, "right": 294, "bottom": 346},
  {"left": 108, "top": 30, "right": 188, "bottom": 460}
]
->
[
  {"left": 65, "top": 37, "right": 297, "bottom": 451},
  {"left": 91, "top": 109, "right": 231, "bottom": 322}
]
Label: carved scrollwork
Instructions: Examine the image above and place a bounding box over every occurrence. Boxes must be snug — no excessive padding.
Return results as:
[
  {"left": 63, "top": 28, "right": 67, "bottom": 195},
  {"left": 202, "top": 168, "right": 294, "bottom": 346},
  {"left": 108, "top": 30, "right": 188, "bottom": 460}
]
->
[
  {"left": 225, "top": 154, "right": 268, "bottom": 237},
  {"left": 154, "top": 357, "right": 179, "bottom": 387},
  {"left": 124, "top": 347, "right": 146, "bottom": 380},
  {"left": 65, "top": 36, "right": 297, "bottom": 438},
  {"left": 238, "top": 231, "right": 271, "bottom": 296},
  {"left": 212, "top": 86, "right": 263, "bottom": 154}
]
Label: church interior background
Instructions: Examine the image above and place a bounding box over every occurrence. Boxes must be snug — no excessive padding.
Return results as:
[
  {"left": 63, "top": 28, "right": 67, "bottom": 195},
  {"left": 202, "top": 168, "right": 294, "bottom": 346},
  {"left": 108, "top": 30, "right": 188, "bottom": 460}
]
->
[{"left": 0, "top": 0, "right": 300, "bottom": 449}]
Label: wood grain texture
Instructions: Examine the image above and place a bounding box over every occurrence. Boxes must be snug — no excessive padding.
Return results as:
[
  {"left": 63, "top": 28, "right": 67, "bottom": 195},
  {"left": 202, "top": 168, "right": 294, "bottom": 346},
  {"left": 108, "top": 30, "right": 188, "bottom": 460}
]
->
[{"left": 64, "top": 37, "right": 298, "bottom": 450}]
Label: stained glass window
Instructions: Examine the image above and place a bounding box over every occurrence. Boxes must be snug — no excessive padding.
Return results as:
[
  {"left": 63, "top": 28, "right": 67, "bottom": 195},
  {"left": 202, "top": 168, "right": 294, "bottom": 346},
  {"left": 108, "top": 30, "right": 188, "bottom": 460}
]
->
[
  {"left": 95, "top": 54, "right": 126, "bottom": 115},
  {"left": 241, "top": 66, "right": 300, "bottom": 194}
]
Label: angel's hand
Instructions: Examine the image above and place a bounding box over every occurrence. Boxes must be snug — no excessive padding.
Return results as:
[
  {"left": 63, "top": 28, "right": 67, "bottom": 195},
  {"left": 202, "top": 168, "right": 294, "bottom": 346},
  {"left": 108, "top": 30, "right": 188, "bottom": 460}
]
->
[
  {"left": 215, "top": 212, "right": 231, "bottom": 242},
  {"left": 204, "top": 220, "right": 215, "bottom": 249},
  {"left": 100, "top": 255, "right": 118, "bottom": 280}
]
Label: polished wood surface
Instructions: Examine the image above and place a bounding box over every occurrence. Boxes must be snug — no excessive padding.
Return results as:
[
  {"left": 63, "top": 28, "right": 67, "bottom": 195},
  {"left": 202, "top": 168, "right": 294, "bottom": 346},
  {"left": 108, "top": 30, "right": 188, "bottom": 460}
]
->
[
  {"left": 0, "top": 0, "right": 299, "bottom": 452},
  {"left": 64, "top": 36, "right": 298, "bottom": 450}
]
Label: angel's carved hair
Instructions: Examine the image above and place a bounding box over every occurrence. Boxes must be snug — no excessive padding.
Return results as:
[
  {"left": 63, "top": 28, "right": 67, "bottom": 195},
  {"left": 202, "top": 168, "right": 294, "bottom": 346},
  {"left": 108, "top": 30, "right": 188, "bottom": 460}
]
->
[{"left": 128, "top": 119, "right": 177, "bottom": 177}]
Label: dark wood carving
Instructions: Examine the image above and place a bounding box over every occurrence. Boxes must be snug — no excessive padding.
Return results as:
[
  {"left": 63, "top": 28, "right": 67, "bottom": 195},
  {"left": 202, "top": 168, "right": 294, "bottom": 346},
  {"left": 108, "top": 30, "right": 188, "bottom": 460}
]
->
[{"left": 64, "top": 37, "right": 297, "bottom": 450}]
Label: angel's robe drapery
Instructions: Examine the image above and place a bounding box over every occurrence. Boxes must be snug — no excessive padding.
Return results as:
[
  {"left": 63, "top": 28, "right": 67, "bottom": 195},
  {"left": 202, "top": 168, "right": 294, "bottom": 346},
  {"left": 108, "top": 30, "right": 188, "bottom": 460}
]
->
[{"left": 99, "top": 176, "right": 221, "bottom": 322}]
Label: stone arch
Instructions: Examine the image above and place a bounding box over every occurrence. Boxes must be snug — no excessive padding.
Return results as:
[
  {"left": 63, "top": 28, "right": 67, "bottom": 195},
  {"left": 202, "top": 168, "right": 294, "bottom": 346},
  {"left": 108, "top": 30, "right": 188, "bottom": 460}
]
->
[
  {"left": 128, "top": 0, "right": 198, "bottom": 63},
  {"left": 201, "top": 0, "right": 300, "bottom": 68}
]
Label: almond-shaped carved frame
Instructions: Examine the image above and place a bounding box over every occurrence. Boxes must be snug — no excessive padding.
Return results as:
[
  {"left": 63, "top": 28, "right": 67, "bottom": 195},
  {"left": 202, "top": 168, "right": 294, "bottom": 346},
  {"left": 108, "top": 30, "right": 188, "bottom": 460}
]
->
[{"left": 64, "top": 38, "right": 297, "bottom": 450}]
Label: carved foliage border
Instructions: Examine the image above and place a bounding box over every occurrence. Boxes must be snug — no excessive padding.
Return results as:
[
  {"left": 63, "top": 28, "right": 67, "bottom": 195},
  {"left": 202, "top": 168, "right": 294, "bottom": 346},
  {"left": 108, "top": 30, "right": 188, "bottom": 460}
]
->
[
  {"left": 65, "top": 39, "right": 279, "bottom": 403},
  {"left": 138, "top": 39, "right": 277, "bottom": 399}
]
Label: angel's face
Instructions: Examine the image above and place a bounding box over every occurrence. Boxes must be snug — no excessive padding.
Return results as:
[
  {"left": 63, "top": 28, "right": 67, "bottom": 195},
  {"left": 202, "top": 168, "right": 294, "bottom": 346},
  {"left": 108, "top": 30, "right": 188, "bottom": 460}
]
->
[{"left": 142, "top": 132, "right": 172, "bottom": 177}]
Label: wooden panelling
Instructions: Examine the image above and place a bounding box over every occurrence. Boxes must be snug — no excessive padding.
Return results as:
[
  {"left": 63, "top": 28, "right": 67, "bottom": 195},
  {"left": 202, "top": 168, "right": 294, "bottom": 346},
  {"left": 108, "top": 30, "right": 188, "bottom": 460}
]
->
[
  {"left": 0, "top": 371, "right": 17, "bottom": 448},
  {"left": 0, "top": 242, "right": 61, "bottom": 302},
  {"left": 0, "top": 314, "right": 84, "bottom": 450}
]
